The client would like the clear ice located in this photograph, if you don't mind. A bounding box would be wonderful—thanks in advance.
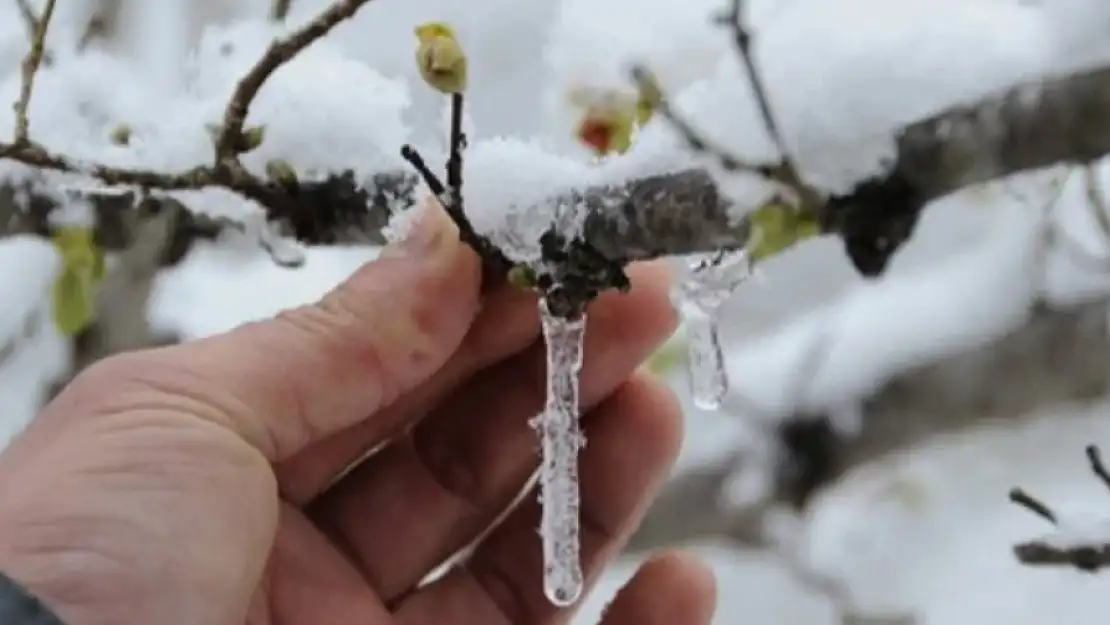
[531,297,588,607]
[674,250,752,410]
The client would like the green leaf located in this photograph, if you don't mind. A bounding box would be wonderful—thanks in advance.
[50,227,106,336]
[52,265,96,336]
[747,201,820,262]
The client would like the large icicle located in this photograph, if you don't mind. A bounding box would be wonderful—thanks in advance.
[674,250,752,410]
[531,297,588,607]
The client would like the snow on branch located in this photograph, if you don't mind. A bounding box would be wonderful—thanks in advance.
[1,0,1110,306]
[1010,445,1110,572]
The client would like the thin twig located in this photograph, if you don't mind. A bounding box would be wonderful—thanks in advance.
[12,0,37,38]
[727,3,796,173]
[12,0,56,145]
[1012,445,1110,572]
[629,65,778,179]
[271,0,293,21]
[1086,445,1110,494]
[214,0,382,164]
[1009,487,1058,524]
[400,96,512,277]
[633,0,822,213]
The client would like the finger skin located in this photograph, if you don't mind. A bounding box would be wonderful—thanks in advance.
[597,552,717,625]
[308,265,675,601]
[394,374,684,625]
[276,280,538,504]
[51,204,481,463]
[280,261,670,504]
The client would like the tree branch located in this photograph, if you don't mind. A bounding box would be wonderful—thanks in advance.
[1,30,1109,282]
[12,0,56,145]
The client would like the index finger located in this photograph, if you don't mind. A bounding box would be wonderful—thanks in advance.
[62,203,481,462]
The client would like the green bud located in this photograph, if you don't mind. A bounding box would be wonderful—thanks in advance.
[109,123,132,146]
[239,125,266,153]
[265,159,298,186]
[506,264,537,291]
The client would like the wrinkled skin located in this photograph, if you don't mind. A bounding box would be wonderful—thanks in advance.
[0,203,717,625]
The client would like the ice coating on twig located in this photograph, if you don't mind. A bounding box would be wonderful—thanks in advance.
[531,297,588,606]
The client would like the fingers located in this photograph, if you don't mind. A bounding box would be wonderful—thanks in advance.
[596,552,716,625]
[394,374,684,625]
[307,265,676,601]
[60,203,481,462]
[280,261,668,503]
[276,280,539,503]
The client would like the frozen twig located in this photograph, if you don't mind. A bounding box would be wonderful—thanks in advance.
[12,0,56,145]
[1011,445,1110,572]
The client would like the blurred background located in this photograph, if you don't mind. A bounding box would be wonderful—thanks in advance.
[2,0,1110,623]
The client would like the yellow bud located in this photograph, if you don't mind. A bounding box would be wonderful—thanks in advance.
[50,227,106,336]
[414,22,468,94]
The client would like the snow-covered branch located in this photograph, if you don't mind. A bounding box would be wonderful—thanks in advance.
[2,3,1110,290]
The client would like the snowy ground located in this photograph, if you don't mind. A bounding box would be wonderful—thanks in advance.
[3,0,1110,622]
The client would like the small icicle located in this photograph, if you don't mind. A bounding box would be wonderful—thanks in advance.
[674,250,752,410]
[530,297,588,607]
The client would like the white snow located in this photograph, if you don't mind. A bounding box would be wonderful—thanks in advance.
[2,0,1110,623]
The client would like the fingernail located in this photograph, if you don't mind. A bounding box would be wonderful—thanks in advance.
[384,201,454,258]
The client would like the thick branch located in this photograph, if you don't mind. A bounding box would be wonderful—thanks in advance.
[0,174,399,254]
[3,61,1110,273]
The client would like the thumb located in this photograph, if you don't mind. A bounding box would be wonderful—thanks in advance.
[84,202,481,461]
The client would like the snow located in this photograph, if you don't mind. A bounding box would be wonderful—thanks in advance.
[2,0,1110,623]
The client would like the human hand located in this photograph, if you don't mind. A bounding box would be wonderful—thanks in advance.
[0,203,716,625]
